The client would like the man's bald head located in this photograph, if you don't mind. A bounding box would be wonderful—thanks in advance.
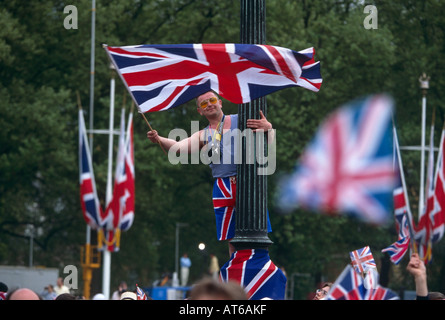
[7,288,41,300]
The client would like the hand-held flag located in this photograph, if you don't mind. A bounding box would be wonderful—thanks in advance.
[136,284,148,300]
[349,246,376,274]
[327,264,399,300]
[103,43,322,113]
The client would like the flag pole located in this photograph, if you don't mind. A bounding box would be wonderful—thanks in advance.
[418,73,430,218]
[101,64,117,300]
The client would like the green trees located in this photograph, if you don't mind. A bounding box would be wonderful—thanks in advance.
[1,0,444,297]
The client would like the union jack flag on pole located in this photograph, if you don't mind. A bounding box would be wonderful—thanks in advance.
[103,43,322,113]
[79,109,104,230]
[220,249,287,300]
[102,109,135,252]
[277,95,397,225]
[349,246,376,274]
[327,264,399,300]
[381,125,413,264]
[415,120,445,263]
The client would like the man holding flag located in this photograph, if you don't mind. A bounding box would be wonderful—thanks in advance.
[105,42,321,299]
[147,90,273,255]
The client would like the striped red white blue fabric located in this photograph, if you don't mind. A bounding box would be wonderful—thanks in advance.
[79,109,104,230]
[104,43,322,113]
[220,249,287,300]
[136,284,148,300]
[277,95,396,225]
[212,176,236,241]
[327,264,399,300]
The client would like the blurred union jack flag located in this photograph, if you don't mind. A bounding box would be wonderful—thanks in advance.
[349,246,376,273]
[220,249,286,300]
[79,109,104,230]
[327,265,399,300]
[104,43,322,113]
[277,95,396,225]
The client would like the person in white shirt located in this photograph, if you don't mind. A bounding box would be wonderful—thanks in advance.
[54,277,70,296]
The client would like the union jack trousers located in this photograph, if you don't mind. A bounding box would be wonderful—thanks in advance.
[213,176,237,241]
[212,176,272,241]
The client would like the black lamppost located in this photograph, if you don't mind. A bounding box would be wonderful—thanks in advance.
[231,0,273,251]
[220,1,287,300]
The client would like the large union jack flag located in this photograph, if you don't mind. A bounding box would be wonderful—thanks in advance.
[277,95,396,225]
[104,43,322,113]
[103,109,135,251]
[220,249,287,300]
[327,264,399,300]
[212,176,236,241]
[79,109,104,230]
[349,246,376,273]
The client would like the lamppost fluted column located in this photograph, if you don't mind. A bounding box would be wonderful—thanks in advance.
[231,0,273,250]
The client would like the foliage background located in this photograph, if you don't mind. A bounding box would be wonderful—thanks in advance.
[1,0,445,299]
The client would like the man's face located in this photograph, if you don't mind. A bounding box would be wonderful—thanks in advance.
[196,92,222,116]
[313,286,330,300]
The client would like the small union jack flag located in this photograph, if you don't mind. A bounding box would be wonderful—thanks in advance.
[220,249,287,300]
[277,95,396,225]
[212,176,237,241]
[349,246,376,274]
[327,265,399,300]
[382,234,410,265]
[104,43,322,113]
[136,284,148,300]
[79,109,104,230]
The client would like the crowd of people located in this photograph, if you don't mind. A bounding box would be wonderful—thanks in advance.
[0,277,248,300]
[1,253,444,300]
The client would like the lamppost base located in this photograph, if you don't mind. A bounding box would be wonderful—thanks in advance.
[230,233,273,251]
[220,248,286,300]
